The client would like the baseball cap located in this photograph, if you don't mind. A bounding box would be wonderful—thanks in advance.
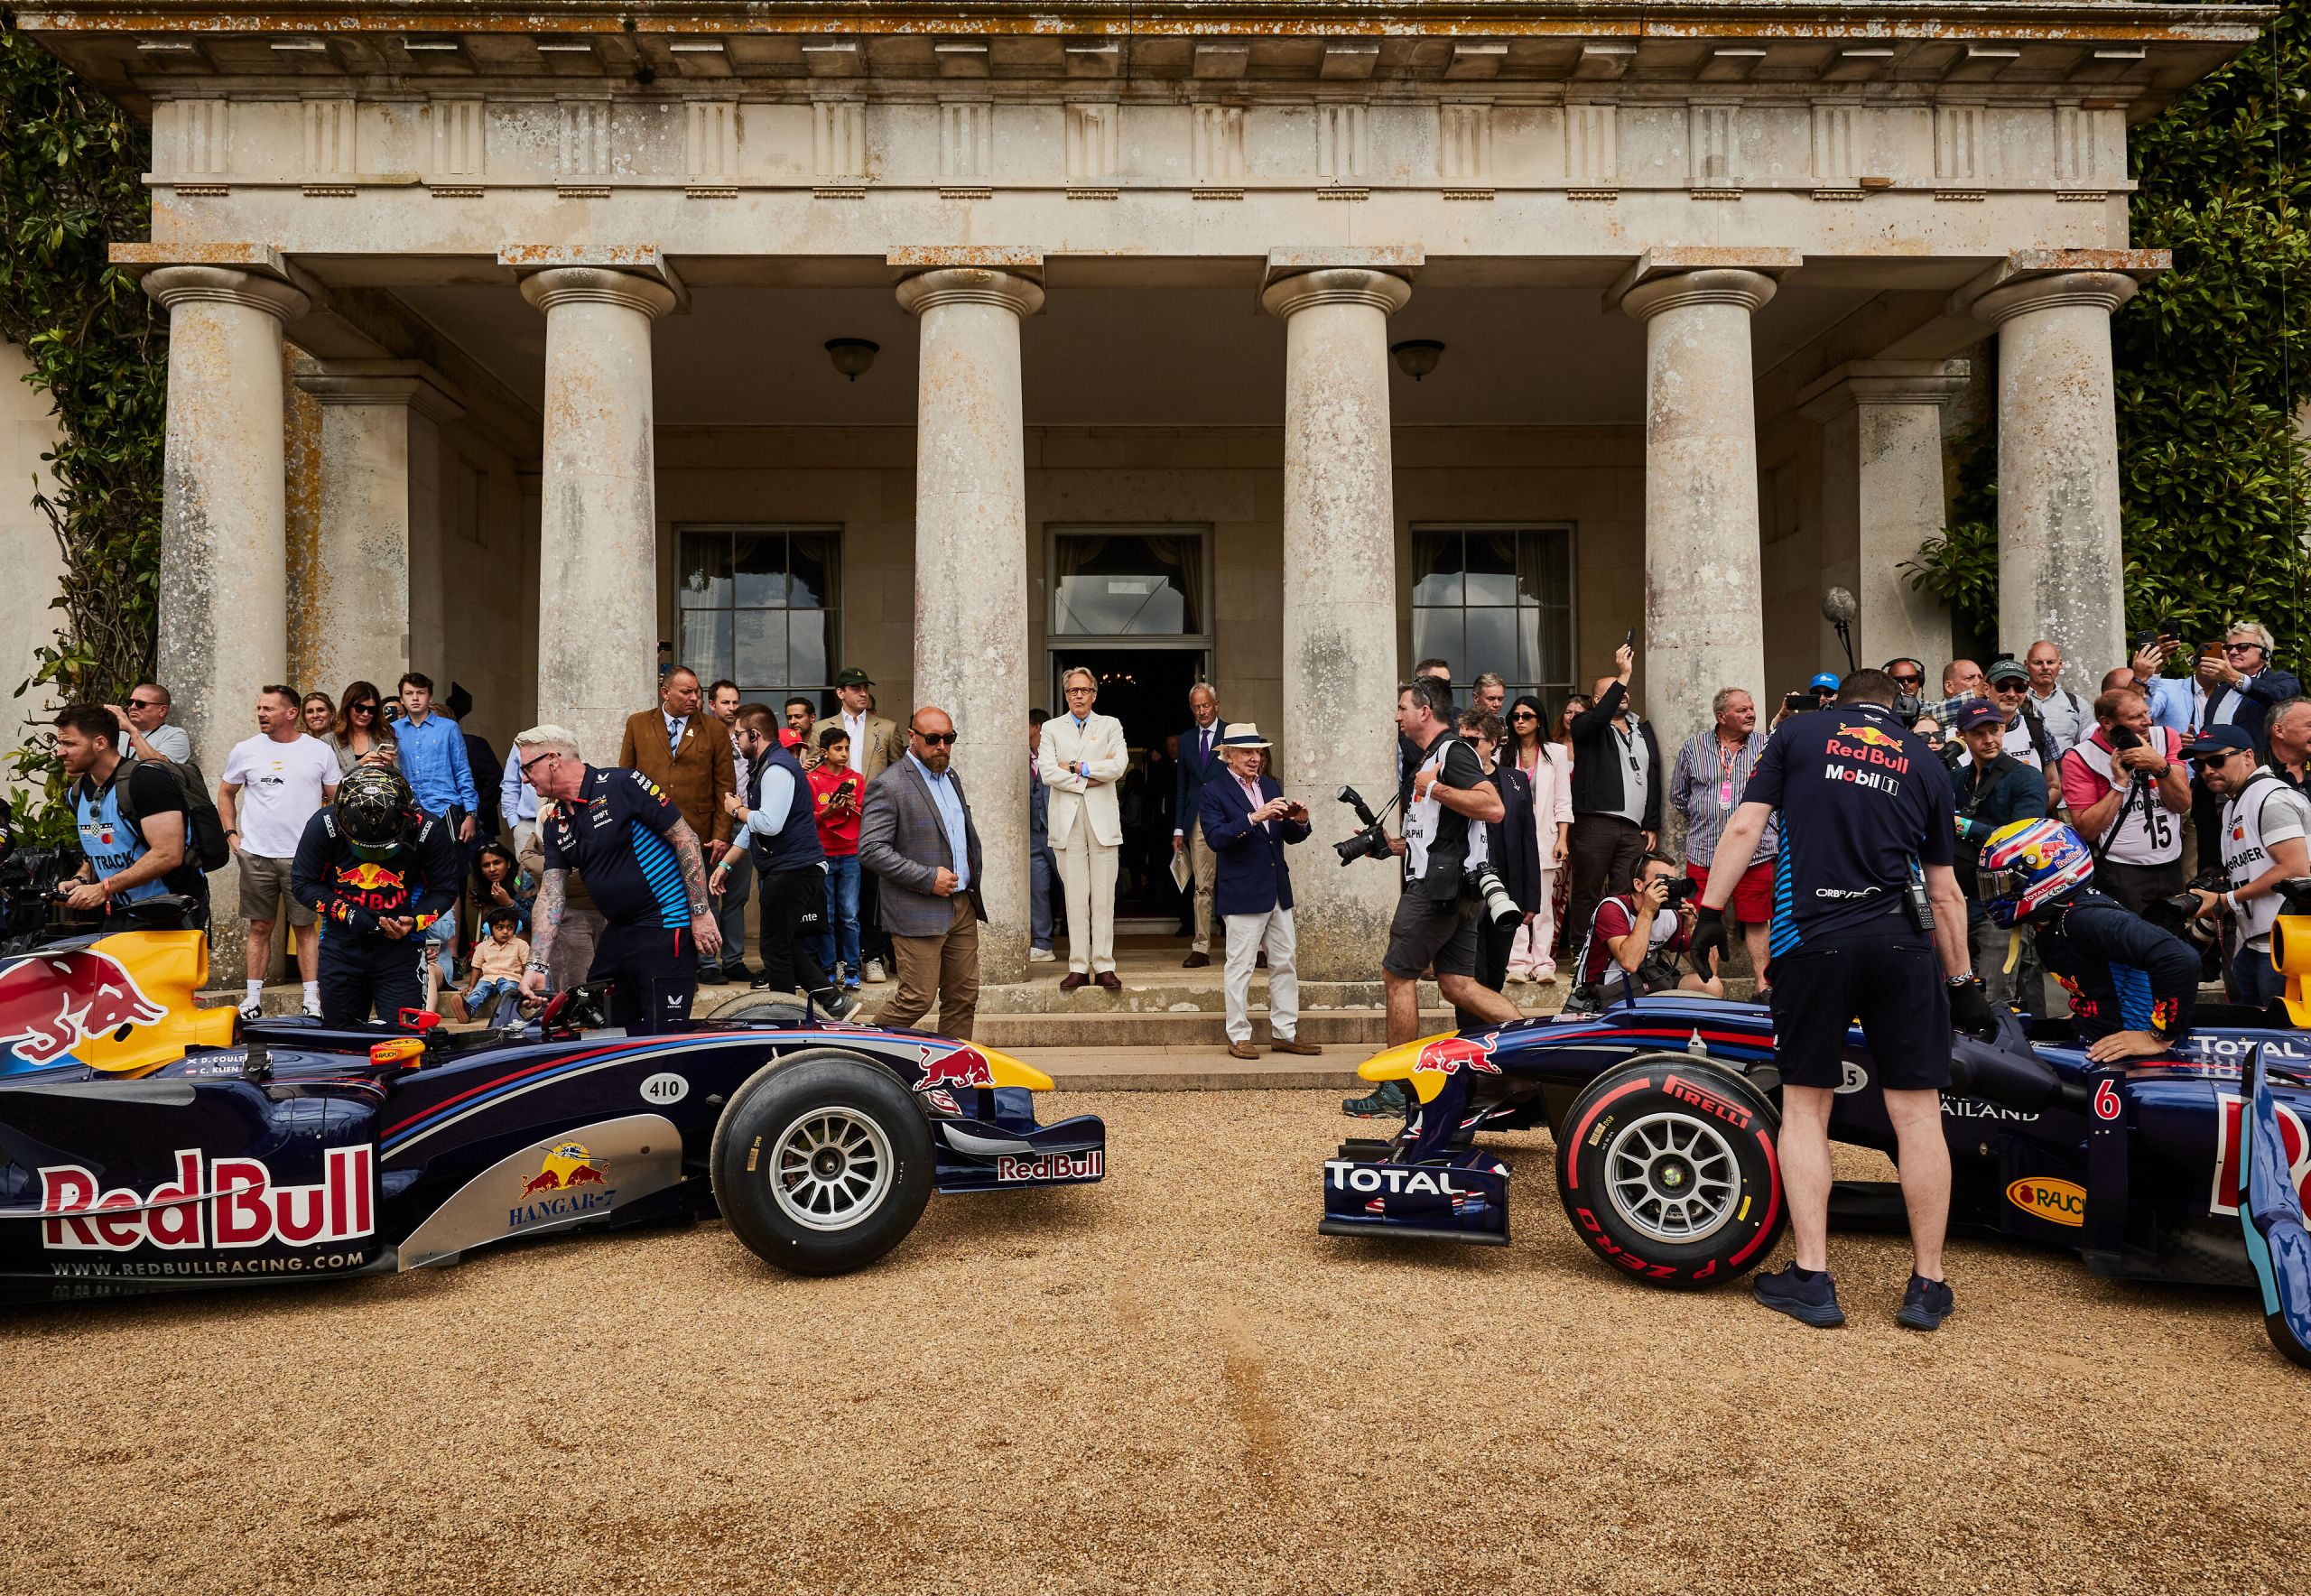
[1985,656,2029,685]
[778,727,803,749]
[2179,725,2256,758]
[832,667,874,689]
[1955,701,2006,733]
[1807,672,1840,692]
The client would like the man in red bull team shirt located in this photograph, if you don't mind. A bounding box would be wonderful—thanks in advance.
[292,766,462,1025]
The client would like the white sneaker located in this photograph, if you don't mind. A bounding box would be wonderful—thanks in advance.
[237,998,263,1021]
[863,959,889,984]
[1027,947,1056,963]
[302,997,323,1018]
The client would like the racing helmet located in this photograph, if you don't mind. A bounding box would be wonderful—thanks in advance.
[1980,818,2093,927]
[335,766,413,860]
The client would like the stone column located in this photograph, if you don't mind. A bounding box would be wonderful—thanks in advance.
[144,265,310,768]
[1620,269,1776,760]
[1972,272,2138,672]
[1259,266,1411,982]
[1798,361,1971,673]
[896,265,1044,987]
[289,361,465,701]
[518,267,675,766]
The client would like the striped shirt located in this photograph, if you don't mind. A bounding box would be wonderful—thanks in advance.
[1667,729,1780,868]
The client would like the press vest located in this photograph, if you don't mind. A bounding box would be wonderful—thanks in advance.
[1402,733,1486,902]
[2068,729,2184,866]
[74,770,164,906]
[2221,771,2310,946]
[750,743,826,875]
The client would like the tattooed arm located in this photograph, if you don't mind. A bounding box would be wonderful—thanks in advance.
[518,869,568,998]
[665,818,725,961]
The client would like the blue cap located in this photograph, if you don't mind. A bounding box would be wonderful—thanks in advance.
[1955,701,2005,733]
[1808,672,1841,692]
[2180,725,2255,758]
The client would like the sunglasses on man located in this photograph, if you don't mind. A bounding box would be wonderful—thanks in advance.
[913,728,959,746]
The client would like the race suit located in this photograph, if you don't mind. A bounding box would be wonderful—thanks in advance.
[291,806,461,1026]
[2031,886,2200,1044]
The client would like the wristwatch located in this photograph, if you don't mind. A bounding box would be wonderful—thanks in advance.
[524,959,549,975]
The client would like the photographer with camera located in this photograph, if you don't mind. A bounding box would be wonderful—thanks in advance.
[2056,686,2189,914]
[1565,853,1724,1011]
[1688,668,1982,1332]
[56,703,209,933]
[2183,724,2311,1007]
[1454,708,1545,1024]
[1352,678,1523,1114]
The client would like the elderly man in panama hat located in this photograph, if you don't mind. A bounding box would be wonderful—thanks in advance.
[1196,723,1323,1062]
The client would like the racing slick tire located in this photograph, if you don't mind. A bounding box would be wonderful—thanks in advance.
[1554,1053,1787,1290]
[711,1048,935,1276]
[702,994,810,1028]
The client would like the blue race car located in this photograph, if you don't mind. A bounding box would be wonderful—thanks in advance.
[0,907,1103,1303]
[1321,896,2311,1367]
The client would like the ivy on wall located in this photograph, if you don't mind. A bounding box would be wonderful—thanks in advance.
[1908,0,2310,661]
[0,30,165,838]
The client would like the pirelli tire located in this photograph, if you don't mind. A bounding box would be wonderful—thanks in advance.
[703,994,810,1029]
[1554,1053,1787,1289]
[710,1050,935,1276]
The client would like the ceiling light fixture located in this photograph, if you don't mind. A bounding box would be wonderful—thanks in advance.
[825,339,879,381]
[1390,339,1445,382]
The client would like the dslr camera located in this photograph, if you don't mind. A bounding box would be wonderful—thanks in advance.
[1660,876,1700,905]
[1332,786,1396,867]
[1465,861,1522,929]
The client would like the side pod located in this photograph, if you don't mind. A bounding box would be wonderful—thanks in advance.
[2238,1045,2311,1371]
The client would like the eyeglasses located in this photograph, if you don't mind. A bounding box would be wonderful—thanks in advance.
[350,701,378,713]
[519,750,562,775]
[1889,674,1922,687]
[2224,642,2263,654]
[1992,682,2027,693]
[914,730,958,746]
[126,699,162,711]
[1510,711,1537,721]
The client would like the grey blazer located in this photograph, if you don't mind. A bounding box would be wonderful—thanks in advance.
[859,757,988,937]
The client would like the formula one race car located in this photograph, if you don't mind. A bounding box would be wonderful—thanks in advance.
[1320,886,2311,1368]
[0,901,1103,1304]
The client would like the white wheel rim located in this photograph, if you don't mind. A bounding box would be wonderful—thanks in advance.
[768,1107,894,1232]
[1603,1110,1740,1245]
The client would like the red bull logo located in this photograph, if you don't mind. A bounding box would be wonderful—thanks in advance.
[338,861,404,893]
[0,951,169,1064]
[508,1142,615,1229]
[1412,1031,1503,1076]
[915,1043,996,1093]
[1826,723,1912,776]
[39,1146,374,1251]
[1838,722,1904,750]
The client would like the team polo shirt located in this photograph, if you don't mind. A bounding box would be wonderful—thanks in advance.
[542,766,691,930]
[1742,700,1955,952]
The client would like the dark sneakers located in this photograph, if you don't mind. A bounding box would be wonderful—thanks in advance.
[1896,1274,1956,1332]
[1752,1264,1847,1328]
[1341,1080,1409,1118]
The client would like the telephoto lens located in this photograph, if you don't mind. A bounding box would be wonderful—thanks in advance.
[1465,862,1522,929]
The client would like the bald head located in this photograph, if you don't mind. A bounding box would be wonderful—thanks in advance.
[908,705,956,774]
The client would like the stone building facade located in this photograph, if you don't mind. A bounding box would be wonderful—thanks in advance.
[18,1,2261,980]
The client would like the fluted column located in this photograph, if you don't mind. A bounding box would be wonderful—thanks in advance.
[1259,265,1411,981]
[1973,271,2138,673]
[143,265,310,769]
[519,266,676,765]
[896,265,1044,986]
[1620,268,1775,755]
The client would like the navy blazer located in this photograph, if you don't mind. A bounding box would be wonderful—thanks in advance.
[1199,771,1310,917]
[1487,765,1545,913]
[1176,723,1228,837]
[2207,664,2304,756]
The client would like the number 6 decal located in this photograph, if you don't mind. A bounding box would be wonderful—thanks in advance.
[2093,1080,2121,1122]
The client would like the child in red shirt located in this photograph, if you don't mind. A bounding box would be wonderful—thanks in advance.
[808,728,865,987]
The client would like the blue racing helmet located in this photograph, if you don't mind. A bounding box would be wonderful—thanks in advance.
[1980,818,2093,928]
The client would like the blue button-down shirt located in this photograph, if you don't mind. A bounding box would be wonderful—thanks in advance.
[499,745,539,825]
[396,710,478,818]
[909,751,972,891]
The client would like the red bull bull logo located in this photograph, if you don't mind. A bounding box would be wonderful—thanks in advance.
[914,1043,996,1093]
[338,861,404,892]
[39,1146,374,1251]
[1825,723,1911,778]
[1412,1031,1503,1076]
[0,951,170,1064]
[508,1142,615,1229]
[1838,722,1903,750]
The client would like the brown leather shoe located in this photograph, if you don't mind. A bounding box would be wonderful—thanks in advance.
[1058,972,1088,993]
[1269,1037,1324,1056]
[1226,1041,1260,1061]
[1096,970,1122,991]
[1182,951,1211,969]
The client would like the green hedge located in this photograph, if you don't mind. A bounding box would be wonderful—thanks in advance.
[1908,0,2310,659]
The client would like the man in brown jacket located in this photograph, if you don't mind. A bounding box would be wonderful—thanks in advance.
[617,670,738,977]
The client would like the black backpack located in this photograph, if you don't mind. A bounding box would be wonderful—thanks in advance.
[111,754,232,873]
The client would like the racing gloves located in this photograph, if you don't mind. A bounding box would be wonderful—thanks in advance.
[1946,974,1997,1036]
[1688,905,1729,980]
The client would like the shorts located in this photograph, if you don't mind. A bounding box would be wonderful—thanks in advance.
[1383,891,1480,981]
[1768,934,1951,1093]
[237,853,315,926]
[1690,859,1773,924]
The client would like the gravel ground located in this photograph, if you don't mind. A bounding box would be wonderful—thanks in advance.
[6,1090,2307,1594]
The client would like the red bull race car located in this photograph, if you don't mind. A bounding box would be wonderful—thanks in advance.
[0,901,1104,1303]
[1321,887,2311,1369]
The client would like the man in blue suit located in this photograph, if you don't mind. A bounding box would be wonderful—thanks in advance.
[1174,682,1227,967]
[1199,723,1324,1062]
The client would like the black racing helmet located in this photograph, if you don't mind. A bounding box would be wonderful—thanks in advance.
[336,766,413,859]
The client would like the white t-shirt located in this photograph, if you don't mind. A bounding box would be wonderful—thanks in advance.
[222,733,339,858]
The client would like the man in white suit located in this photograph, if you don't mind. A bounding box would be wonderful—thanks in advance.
[1036,666,1128,990]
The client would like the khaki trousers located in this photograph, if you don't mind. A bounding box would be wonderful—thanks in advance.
[1057,830,1119,974]
[1186,819,1220,952]
[877,893,981,1040]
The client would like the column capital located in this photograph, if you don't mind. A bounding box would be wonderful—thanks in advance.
[1604,246,1800,314]
[292,358,466,423]
[141,264,310,324]
[1796,359,1972,421]
[1972,270,2139,328]
[519,266,678,320]
[1260,267,1412,320]
[895,266,1045,320]
[1620,267,1777,323]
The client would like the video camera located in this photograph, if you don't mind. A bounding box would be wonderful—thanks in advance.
[1333,786,1398,866]
[0,846,82,958]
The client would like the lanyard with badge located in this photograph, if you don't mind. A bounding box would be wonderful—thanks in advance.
[1714,737,1740,811]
